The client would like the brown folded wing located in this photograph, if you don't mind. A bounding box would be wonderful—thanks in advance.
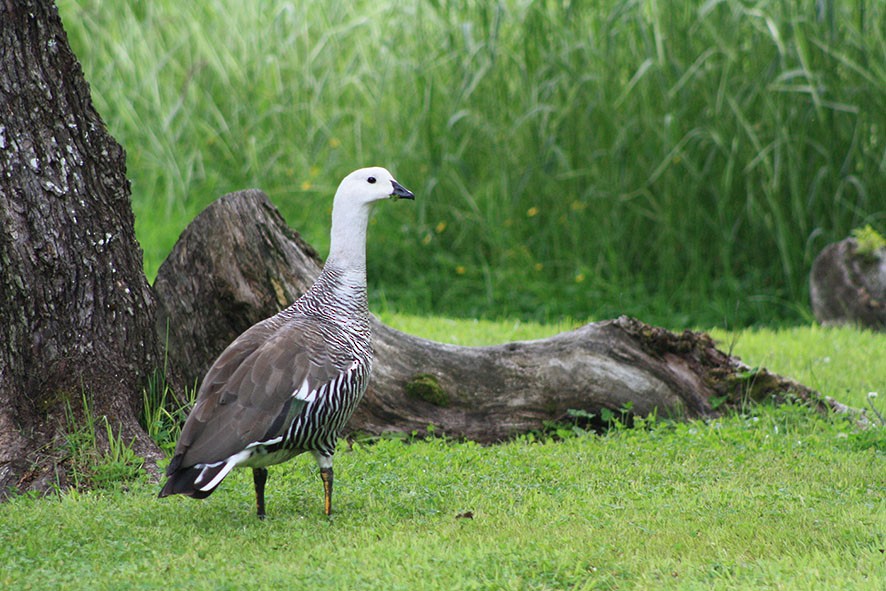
[172,315,347,470]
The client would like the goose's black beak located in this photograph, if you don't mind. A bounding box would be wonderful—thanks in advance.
[391,180,415,200]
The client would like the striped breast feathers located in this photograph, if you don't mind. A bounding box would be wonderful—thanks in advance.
[171,315,365,472]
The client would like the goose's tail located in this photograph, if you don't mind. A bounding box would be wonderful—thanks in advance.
[158,454,238,499]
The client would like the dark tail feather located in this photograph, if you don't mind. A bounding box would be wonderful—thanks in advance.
[159,464,225,499]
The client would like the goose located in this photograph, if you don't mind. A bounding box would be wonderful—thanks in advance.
[159,166,414,517]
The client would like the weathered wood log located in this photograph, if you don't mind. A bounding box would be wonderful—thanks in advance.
[358,318,788,440]
[154,190,837,441]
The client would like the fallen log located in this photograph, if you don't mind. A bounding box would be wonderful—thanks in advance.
[153,190,844,441]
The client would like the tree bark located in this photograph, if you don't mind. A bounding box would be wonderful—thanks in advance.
[0,0,162,495]
[155,190,835,443]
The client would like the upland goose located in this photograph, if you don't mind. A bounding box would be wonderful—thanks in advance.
[159,167,414,517]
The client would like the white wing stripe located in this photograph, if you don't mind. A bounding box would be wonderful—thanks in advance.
[247,436,283,449]
[197,449,251,492]
[293,379,317,403]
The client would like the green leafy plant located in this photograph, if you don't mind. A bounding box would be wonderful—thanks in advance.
[63,393,144,490]
[851,225,886,260]
[91,419,144,488]
[865,391,884,427]
[140,370,196,457]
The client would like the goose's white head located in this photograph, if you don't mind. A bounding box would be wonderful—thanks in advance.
[326,166,414,270]
[334,166,414,208]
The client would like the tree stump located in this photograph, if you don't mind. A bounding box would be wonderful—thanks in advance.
[810,237,886,331]
[154,190,835,441]
[153,189,323,386]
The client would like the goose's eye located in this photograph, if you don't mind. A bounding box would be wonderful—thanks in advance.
[367,177,377,184]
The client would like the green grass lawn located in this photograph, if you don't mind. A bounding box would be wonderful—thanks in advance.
[2,320,883,590]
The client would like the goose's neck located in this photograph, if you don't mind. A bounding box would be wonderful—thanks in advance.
[322,200,372,281]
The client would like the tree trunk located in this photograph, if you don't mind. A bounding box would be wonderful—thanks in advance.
[0,0,162,495]
[155,190,836,442]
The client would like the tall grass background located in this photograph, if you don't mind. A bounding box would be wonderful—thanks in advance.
[59,0,885,327]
